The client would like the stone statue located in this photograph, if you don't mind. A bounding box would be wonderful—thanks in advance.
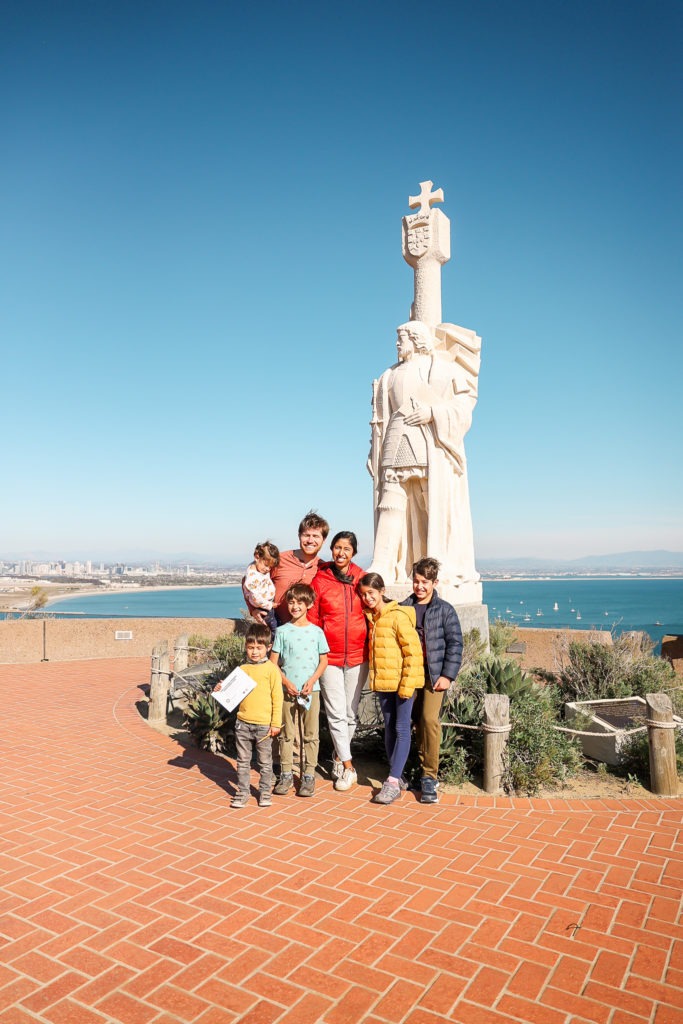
[368,182,483,605]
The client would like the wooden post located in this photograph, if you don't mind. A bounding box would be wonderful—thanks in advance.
[646,692,680,796]
[149,641,170,723]
[483,694,510,795]
[174,634,189,673]
[150,644,160,693]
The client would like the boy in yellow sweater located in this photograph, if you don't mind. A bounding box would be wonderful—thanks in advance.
[223,623,283,808]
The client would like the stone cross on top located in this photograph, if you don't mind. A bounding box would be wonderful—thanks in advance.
[403,179,450,327]
[408,180,444,218]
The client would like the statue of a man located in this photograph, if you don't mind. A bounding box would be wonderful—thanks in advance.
[368,320,481,599]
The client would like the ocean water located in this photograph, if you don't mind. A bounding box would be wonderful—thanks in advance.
[43,577,683,646]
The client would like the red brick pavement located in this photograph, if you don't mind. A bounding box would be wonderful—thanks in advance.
[0,658,681,1024]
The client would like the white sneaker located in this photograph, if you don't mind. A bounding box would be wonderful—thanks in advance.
[331,757,344,781]
[334,767,358,791]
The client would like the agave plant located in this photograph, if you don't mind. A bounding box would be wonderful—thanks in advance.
[183,690,230,753]
[479,655,538,699]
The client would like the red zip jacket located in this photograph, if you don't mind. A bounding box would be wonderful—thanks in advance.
[309,561,368,668]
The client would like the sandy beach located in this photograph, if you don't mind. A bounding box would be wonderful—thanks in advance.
[0,581,232,613]
[0,582,92,613]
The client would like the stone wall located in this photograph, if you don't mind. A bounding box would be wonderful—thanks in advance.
[662,634,683,676]
[507,627,613,671]
[0,618,244,665]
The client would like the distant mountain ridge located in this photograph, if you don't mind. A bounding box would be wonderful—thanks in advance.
[4,548,683,571]
[479,550,683,570]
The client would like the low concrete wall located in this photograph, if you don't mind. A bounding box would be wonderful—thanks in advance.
[0,618,244,665]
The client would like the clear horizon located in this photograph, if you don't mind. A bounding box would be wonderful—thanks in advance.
[3,1,681,560]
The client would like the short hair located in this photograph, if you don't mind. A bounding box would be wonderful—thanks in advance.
[358,572,385,591]
[254,540,280,567]
[412,557,440,581]
[245,623,272,646]
[329,530,358,555]
[286,583,315,607]
[298,510,330,540]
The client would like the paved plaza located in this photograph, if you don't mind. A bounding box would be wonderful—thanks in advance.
[0,658,681,1024]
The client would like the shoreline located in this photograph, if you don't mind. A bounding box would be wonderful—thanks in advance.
[45,583,232,607]
[0,582,236,613]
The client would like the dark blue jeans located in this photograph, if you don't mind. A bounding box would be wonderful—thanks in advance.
[378,692,415,779]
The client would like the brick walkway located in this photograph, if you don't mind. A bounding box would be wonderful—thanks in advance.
[0,659,681,1024]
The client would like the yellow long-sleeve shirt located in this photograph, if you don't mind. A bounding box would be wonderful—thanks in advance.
[237,660,283,728]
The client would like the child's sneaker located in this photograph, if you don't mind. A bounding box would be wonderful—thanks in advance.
[373,780,401,805]
[273,772,293,796]
[298,774,316,797]
[259,791,272,808]
[231,791,249,809]
[420,777,439,804]
[334,767,357,792]
[331,757,344,781]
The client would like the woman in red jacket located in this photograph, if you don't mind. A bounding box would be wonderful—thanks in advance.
[310,531,368,792]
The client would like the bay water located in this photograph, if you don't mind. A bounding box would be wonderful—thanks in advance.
[44,577,683,647]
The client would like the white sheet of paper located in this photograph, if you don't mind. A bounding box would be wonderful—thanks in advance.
[211,665,257,713]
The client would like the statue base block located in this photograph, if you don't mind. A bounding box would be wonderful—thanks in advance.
[384,585,490,647]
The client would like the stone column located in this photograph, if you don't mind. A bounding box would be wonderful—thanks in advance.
[402,180,450,328]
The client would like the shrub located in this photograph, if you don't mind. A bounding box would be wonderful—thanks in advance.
[460,628,487,675]
[505,685,582,795]
[555,633,681,713]
[183,687,231,753]
[187,633,213,666]
[182,634,245,751]
[439,648,581,794]
[438,737,471,786]
[617,727,683,785]
[489,618,517,656]
[212,633,245,675]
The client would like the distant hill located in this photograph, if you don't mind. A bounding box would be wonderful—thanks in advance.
[479,550,683,570]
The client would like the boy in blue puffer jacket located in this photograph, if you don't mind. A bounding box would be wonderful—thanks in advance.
[401,557,463,804]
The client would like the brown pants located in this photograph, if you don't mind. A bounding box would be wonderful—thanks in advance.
[413,686,445,780]
[279,692,320,775]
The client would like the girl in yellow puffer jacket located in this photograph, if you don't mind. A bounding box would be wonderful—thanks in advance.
[358,572,424,804]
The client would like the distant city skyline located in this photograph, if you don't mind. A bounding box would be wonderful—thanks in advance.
[3,548,683,572]
[2,2,681,561]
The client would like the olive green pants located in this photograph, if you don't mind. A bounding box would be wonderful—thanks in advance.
[279,692,320,775]
[413,686,445,780]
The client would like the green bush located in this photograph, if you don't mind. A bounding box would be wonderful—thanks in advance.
[438,648,581,795]
[489,618,517,656]
[460,628,488,674]
[183,688,231,753]
[505,686,582,796]
[555,633,681,713]
[187,633,213,666]
[212,633,245,675]
[438,734,471,786]
[617,728,683,785]
[182,634,245,752]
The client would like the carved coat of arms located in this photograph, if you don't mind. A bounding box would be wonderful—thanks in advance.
[406,222,430,257]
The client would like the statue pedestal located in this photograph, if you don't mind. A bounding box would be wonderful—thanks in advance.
[384,585,489,648]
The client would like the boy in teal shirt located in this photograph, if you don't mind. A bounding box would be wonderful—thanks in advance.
[270,583,329,798]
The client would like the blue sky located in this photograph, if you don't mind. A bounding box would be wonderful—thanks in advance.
[2,0,681,565]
